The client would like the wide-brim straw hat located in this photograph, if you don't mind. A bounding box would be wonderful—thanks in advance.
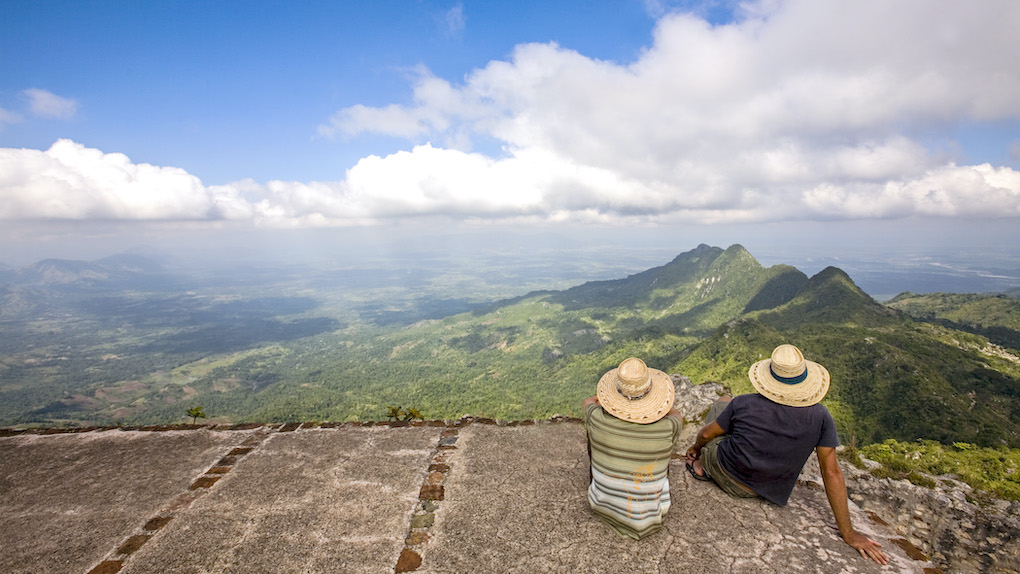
[597,357,675,424]
[748,344,830,407]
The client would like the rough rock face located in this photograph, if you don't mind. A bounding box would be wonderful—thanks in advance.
[842,463,1020,574]
[671,374,727,422]
[793,434,1020,574]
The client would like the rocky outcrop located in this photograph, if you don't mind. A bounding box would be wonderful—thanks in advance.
[843,463,1020,574]
[792,439,1020,574]
[671,374,727,422]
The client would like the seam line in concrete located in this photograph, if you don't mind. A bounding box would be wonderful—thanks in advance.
[82,425,281,574]
[392,420,471,573]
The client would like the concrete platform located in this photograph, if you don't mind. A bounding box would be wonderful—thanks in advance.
[0,421,936,574]
[0,428,259,574]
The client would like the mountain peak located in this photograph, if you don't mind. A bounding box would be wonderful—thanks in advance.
[7,253,170,288]
[807,266,860,289]
[744,264,897,332]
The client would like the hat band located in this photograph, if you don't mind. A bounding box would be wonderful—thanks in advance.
[621,386,651,400]
[770,366,807,385]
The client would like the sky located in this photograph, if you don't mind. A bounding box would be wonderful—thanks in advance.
[2,0,1020,275]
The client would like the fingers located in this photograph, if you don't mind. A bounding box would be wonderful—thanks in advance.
[857,540,888,565]
[865,538,887,565]
[846,533,888,565]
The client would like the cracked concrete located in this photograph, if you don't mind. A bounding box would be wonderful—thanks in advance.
[1,421,936,574]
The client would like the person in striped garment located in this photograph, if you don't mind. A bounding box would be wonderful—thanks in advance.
[582,357,682,539]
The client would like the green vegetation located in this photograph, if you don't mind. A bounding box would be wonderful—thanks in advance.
[860,439,1020,502]
[385,406,403,421]
[386,406,423,422]
[186,405,206,424]
[675,268,1020,448]
[886,292,1020,352]
[3,244,1019,471]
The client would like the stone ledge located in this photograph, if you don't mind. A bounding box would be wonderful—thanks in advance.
[0,414,590,437]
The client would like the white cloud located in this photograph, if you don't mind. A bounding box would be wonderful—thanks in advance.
[0,107,22,129]
[4,138,1013,226]
[0,140,250,220]
[22,88,78,119]
[444,2,466,36]
[3,0,1020,227]
[312,0,1020,224]
[802,164,1020,218]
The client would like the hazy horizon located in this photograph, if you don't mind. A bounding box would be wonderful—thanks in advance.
[3,1,1018,291]
[4,218,1019,302]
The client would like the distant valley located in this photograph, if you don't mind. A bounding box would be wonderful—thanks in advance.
[1,245,1019,451]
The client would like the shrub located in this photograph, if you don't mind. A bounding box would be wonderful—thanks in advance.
[860,439,1020,502]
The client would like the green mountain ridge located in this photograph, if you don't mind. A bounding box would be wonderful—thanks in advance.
[677,267,1020,447]
[885,291,1020,352]
[3,245,1019,451]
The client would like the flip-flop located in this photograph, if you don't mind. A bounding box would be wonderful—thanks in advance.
[686,461,711,482]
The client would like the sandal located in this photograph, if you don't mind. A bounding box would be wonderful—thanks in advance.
[686,461,711,482]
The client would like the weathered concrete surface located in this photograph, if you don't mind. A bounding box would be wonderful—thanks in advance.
[0,422,938,574]
[0,429,257,574]
[420,423,928,574]
[119,425,441,574]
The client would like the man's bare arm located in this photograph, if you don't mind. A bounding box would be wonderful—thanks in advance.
[685,420,725,460]
[816,446,889,565]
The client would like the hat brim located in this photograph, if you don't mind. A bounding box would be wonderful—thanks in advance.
[748,358,830,407]
[597,367,675,424]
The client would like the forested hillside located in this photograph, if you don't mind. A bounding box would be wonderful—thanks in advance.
[2,244,1018,451]
[129,244,799,424]
[676,268,1020,447]
[885,291,1020,352]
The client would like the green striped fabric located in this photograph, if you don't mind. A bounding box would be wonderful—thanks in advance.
[584,403,682,539]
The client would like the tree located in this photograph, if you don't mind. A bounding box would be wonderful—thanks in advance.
[186,406,206,425]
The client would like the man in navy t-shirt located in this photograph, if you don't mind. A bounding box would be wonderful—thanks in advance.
[685,344,888,565]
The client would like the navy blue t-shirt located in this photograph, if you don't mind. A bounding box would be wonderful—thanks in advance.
[714,393,839,505]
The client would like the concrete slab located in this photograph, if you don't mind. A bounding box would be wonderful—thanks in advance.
[418,423,931,574]
[119,426,441,574]
[0,422,938,574]
[0,429,257,574]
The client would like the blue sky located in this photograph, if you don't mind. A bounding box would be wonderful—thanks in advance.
[2,0,1019,270]
[2,0,666,184]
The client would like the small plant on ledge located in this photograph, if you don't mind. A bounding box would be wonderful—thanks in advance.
[186,406,206,425]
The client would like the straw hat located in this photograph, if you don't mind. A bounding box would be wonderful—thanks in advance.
[748,344,830,407]
[596,358,675,424]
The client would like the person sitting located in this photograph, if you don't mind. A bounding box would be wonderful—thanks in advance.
[684,344,888,564]
[582,357,682,539]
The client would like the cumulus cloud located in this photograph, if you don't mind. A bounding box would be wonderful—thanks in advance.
[22,88,78,119]
[313,0,1020,223]
[3,0,1020,227]
[0,140,251,220]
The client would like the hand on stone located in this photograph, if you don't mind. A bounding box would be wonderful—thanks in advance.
[843,531,888,565]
